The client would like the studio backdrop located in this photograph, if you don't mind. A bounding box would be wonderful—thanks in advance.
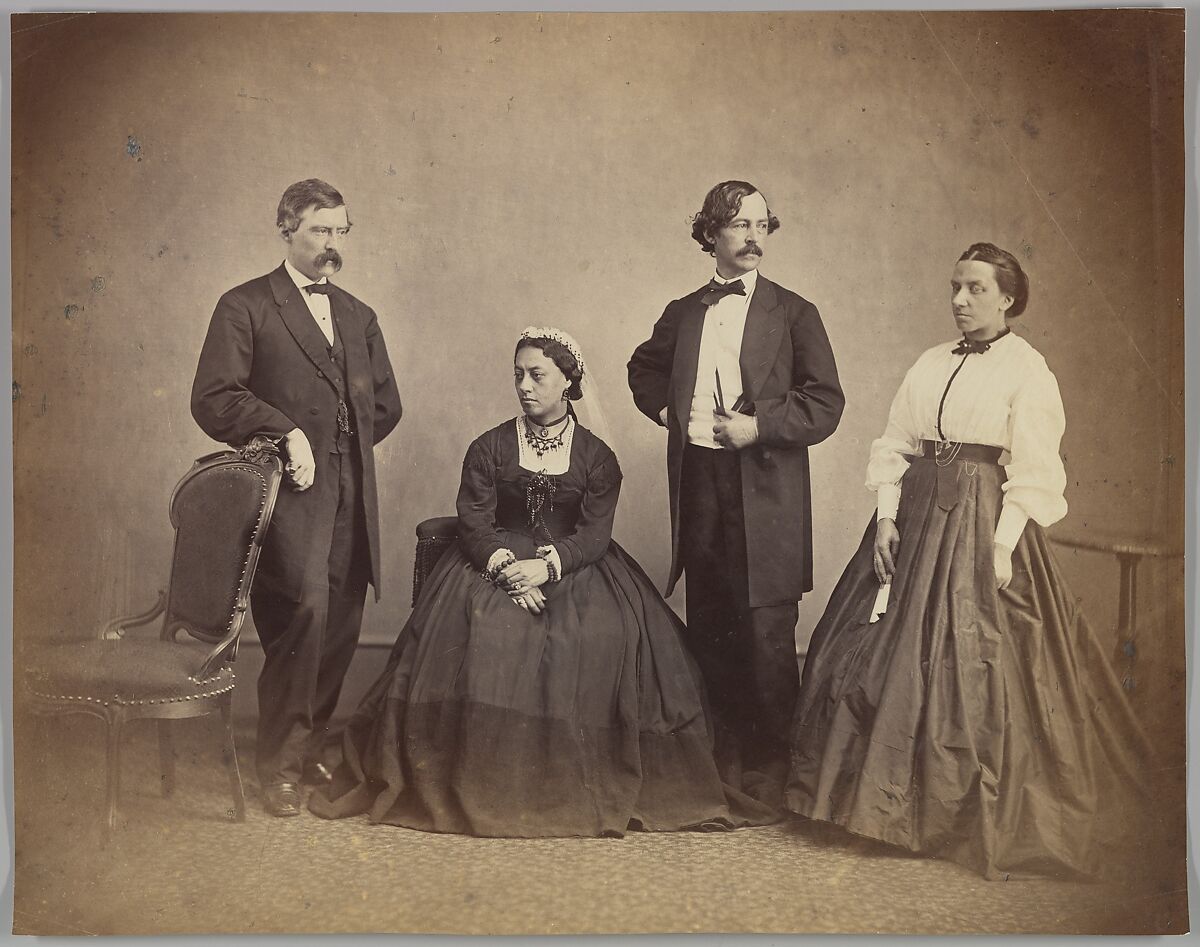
[11,10,1185,736]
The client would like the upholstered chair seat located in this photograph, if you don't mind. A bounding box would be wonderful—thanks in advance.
[26,639,237,707]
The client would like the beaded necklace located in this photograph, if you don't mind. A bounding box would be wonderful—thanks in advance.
[522,412,571,459]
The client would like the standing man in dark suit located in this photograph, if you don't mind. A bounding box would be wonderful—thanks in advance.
[192,179,402,816]
[627,180,843,809]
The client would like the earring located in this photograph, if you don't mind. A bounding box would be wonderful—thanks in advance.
[561,389,570,402]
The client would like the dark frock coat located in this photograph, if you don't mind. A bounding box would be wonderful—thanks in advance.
[628,275,844,607]
[191,263,402,601]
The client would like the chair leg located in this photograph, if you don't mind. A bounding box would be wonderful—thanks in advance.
[158,719,176,797]
[104,709,125,835]
[219,699,246,822]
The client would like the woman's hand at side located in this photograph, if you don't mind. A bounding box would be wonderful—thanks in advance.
[873,518,900,583]
[993,543,1014,590]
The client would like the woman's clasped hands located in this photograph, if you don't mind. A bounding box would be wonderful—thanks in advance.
[499,558,551,614]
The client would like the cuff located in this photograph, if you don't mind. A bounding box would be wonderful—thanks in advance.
[875,483,901,522]
[658,406,669,427]
[994,503,1029,551]
[486,548,516,575]
[751,403,773,445]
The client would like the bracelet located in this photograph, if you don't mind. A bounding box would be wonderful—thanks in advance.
[483,552,517,586]
[536,546,559,583]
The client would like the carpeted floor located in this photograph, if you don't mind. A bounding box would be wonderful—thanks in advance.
[12,711,1188,936]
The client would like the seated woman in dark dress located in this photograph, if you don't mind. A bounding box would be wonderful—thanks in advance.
[311,327,772,836]
[786,244,1152,880]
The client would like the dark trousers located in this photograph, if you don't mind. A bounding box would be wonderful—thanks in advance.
[251,445,369,786]
[679,444,799,782]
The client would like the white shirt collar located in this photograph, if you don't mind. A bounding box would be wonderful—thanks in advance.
[284,259,327,292]
[713,267,758,295]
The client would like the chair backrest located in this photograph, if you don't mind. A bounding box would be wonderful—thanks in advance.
[412,516,460,606]
[161,440,283,666]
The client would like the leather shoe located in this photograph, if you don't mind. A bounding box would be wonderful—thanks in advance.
[262,782,302,817]
[301,761,334,786]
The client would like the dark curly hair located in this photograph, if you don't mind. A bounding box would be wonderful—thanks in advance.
[958,242,1030,317]
[691,181,781,254]
[277,179,351,236]
[514,337,584,401]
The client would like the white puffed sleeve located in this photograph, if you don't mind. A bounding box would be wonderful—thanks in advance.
[995,358,1068,548]
[866,361,923,521]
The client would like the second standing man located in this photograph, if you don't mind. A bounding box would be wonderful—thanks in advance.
[627,180,843,809]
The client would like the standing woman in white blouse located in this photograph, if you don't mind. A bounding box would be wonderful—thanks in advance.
[785,243,1150,880]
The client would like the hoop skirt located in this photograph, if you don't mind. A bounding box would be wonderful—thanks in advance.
[786,453,1151,879]
[311,421,773,836]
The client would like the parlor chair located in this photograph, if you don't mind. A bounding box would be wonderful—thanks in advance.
[22,437,283,836]
[412,515,461,605]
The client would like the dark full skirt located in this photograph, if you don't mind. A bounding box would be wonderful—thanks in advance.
[786,455,1152,880]
[310,533,774,837]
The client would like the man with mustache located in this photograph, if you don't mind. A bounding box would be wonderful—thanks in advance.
[627,180,843,810]
[191,179,402,816]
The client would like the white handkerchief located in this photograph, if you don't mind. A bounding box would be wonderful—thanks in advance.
[868,582,891,624]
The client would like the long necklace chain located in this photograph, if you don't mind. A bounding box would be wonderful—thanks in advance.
[934,354,972,466]
[935,331,1009,466]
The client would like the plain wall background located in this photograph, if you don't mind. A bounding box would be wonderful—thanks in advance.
[11,11,1185,735]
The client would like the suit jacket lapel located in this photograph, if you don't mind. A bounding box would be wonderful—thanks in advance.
[268,264,339,390]
[671,292,706,426]
[739,276,784,403]
[328,290,362,369]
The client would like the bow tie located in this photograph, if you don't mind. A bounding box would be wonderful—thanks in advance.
[952,328,1010,355]
[304,282,333,296]
[701,279,746,307]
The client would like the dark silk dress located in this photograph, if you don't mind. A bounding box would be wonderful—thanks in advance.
[311,420,773,836]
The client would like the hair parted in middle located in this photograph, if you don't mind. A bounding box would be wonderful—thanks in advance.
[690,180,781,254]
[515,336,585,401]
